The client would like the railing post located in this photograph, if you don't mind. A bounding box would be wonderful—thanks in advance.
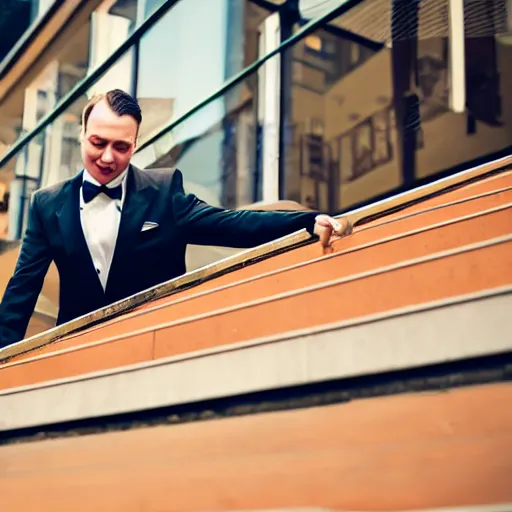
[391,0,420,188]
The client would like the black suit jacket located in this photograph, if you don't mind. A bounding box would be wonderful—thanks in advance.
[0,166,318,347]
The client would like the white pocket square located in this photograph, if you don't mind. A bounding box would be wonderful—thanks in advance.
[141,221,159,232]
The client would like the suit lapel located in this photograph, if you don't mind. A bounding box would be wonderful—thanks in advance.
[55,171,105,295]
[107,166,158,289]
[55,171,90,258]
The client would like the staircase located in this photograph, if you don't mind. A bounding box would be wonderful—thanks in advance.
[0,156,511,511]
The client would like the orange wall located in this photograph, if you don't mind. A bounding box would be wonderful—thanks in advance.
[0,246,57,340]
[0,212,7,239]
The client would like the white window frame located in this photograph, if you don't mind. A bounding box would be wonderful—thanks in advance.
[258,12,281,203]
[448,0,466,113]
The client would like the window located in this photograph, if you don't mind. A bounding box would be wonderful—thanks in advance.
[280,0,512,213]
[132,70,261,209]
[135,0,275,144]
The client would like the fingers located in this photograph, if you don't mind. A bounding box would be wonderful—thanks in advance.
[318,225,331,249]
[315,215,352,236]
[314,215,332,228]
[336,217,353,236]
[314,215,353,250]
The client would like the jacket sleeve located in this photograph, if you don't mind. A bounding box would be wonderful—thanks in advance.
[171,169,319,248]
[0,193,52,348]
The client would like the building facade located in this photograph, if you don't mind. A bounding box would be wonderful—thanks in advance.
[1,0,512,234]
[0,0,511,332]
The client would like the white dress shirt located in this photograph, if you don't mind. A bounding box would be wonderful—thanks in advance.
[80,168,128,291]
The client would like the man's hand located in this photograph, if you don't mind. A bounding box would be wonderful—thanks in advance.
[313,214,353,251]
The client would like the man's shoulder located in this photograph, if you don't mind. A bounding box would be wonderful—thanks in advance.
[33,175,77,206]
[132,166,184,194]
[137,166,179,184]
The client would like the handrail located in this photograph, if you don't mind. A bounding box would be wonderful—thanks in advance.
[0,229,313,362]
[0,154,510,363]
[343,155,512,227]
[5,213,511,371]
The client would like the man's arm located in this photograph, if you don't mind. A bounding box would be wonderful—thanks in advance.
[0,193,52,347]
[171,170,320,248]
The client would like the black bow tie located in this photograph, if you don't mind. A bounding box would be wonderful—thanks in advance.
[82,180,123,204]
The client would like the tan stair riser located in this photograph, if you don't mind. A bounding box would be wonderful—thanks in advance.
[0,240,510,390]
[89,177,510,326]
[364,171,512,226]
[1,383,511,512]
[25,206,512,358]
[38,189,512,354]
[153,240,512,358]
[0,333,154,391]
[2,171,509,365]
[42,176,512,349]
[139,183,512,309]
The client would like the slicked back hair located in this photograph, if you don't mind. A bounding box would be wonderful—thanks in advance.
[81,89,142,134]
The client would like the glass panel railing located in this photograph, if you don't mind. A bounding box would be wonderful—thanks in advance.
[0,0,165,162]
[0,62,262,240]
[0,0,278,162]
[0,81,101,239]
[0,0,42,62]
[1,125,49,240]
[133,67,261,209]
[135,0,275,143]
[0,3,91,161]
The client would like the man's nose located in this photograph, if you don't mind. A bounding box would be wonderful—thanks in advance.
[101,145,114,163]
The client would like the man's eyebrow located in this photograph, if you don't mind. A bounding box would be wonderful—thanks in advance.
[88,135,133,144]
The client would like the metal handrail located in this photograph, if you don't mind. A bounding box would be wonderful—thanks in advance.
[0,228,313,362]
[0,154,510,362]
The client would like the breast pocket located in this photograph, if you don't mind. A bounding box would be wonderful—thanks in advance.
[135,222,160,247]
[140,221,159,233]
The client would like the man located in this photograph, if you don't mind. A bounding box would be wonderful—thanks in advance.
[0,89,351,348]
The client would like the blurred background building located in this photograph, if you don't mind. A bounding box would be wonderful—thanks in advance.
[0,0,511,335]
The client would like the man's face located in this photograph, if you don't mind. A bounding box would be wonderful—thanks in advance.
[81,100,138,184]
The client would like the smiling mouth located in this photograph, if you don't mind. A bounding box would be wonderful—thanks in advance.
[96,164,114,174]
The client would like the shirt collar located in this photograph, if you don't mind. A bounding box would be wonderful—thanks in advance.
[81,166,129,208]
